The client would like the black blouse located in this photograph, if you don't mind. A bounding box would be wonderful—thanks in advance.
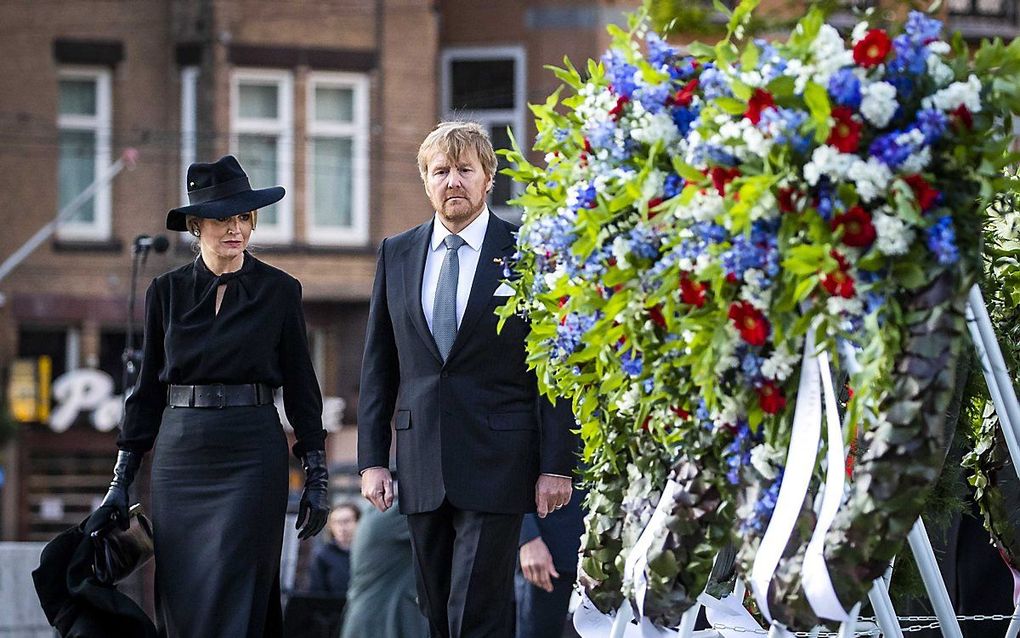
[119,252,326,458]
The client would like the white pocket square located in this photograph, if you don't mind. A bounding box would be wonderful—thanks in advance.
[493,282,515,296]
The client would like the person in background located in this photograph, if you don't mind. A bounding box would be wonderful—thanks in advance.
[91,155,330,638]
[341,478,428,638]
[307,503,361,598]
[516,488,586,638]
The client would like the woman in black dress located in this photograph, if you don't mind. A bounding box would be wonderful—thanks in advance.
[92,155,330,638]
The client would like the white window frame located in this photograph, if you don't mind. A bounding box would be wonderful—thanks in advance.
[230,68,294,244]
[304,72,370,246]
[56,66,112,242]
[440,46,526,217]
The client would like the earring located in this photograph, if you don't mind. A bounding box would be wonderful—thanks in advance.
[190,228,200,237]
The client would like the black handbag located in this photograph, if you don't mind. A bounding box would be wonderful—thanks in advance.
[91,503,154,585]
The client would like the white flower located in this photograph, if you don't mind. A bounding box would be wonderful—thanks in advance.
[611,235,632,269]
[927,41,950,55]
[682,189,725,223]
[873,210,915,256]
[900,146,932,174]
[926,54,954,88]
[804,145,855,186]
[811,25,853,85]
[616,386,641,415]
[642,170,665,203]
[923,74,983,114]
[761,344,799,382]
[826,296,864,317]
[860,81,898,128]
[630,111,680,146]
[847,156,893,203]
[714,392,741,428]
[851,21,869,45]
[750,445,783,479]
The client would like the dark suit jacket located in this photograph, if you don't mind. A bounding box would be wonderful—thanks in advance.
[358,214,576,514]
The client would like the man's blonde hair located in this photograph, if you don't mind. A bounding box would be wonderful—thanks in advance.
[416,121,498,182]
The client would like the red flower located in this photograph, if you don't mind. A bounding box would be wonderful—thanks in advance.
[830,206,876,247]
[853,29,892,68]
[710,166,741,197]
[647,197,665,218]
[641,416,652,431]
[952,104,973,130]
[672,79,699,107]
[609,95,630,121]
[758,381,787,414]
[904,174,941,212]
[744,88,776,125]
[671,406,691,420]
[820,250,856,298]
[827,107,862,153]
[583,138,593,154]
[680,274,708,308]
[777,187,804,214]
[648,304,667,329]
[728,301,770,346]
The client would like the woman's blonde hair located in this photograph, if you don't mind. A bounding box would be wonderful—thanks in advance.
[416,121,498,182]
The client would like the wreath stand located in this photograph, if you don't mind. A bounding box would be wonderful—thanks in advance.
[605,284,1020,638]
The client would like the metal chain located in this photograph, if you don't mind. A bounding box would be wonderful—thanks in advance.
[711,614,1018,636]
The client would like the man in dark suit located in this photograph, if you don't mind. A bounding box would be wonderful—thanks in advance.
[358,121,577,638]
[516,488,586,638]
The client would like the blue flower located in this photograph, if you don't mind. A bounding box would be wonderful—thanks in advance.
[740,348,764,383]
[620,348,643,376]
[627,224,661,261]
[744,469,785,534]
[724,419,759,485]
[646,33,678,69]
[670,57,699,82]
[643,378,656,394]
[827,69,862,109]
[813,177,839,221]
[914,108,948,145]
[692,221,728,243]
[699,64,731,100]
[664,173,685,199]
[634,82,671,114]
[755,40,788,82]
[721,219,780,282]
[553,127,571,143]
[573,182,598,211]
[869,131,914,169]
[758,107,811,154]
[889,34,928,78]
[926,215,960,265]
[904,11,943,46]
[672,105,700,137]
[552,312,600,362]
[602,50,638,98]
[586,120,617,150]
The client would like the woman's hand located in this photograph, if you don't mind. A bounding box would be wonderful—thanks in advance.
[297,450,330,540]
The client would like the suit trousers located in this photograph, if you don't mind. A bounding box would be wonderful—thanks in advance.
[406,500,523,638]
[515,572,575,638]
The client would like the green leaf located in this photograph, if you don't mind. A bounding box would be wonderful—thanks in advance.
[803,82,831,142]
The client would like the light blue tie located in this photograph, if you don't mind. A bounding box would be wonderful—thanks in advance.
[432,234,466,361]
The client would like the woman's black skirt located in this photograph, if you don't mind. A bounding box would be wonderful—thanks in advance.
[150,403,289,638]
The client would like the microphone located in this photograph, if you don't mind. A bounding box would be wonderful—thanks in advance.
[133,234,170,254]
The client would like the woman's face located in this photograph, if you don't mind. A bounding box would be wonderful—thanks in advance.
[196,212,253,262]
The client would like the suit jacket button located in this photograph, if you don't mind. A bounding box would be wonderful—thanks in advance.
[441,371,449,378]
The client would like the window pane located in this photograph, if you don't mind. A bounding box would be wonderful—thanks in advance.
[58,129,96,223]
[59,79,97,116]
[450,59,515,110]
[237,134,279,225]
[311,137,353,228]
[977,0,1004,14]
[947,0,970,10]
[315,87,354,123]
[238,83,279,119]
[489,124,513,207]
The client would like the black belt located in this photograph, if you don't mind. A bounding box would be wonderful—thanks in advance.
[167,383,274,408]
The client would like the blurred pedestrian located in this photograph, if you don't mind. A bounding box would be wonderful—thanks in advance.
[90,155,330,638]
[307,503,361,597]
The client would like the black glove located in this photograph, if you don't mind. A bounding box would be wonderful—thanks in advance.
[297,450,329,540]
[94,450,142,531]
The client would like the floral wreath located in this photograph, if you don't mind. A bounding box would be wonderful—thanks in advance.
[498,0,1020,632]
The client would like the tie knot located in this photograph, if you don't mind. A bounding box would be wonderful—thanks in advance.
[443,234,466,251]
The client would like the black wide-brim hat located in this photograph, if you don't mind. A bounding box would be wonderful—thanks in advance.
[166,155,285,231]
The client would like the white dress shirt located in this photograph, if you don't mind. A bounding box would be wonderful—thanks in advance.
[422,208,489,333]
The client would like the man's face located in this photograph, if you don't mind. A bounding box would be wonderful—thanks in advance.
[423,147,493,232]
[330,508,358,550]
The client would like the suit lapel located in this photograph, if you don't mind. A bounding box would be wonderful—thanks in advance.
[446,217,515,363]
[401,221,443,363]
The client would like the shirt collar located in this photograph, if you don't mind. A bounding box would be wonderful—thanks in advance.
[430,207,489,252]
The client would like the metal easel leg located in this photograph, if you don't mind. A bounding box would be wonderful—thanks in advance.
[676,603,701,638]
[836,602,861,638]
[908,519,963,638]
[610,603,634,638]
[1004,602,1020,638]
[868,577,905,638]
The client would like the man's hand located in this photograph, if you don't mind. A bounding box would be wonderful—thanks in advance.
[520,537,559,592]
[361,467,394,512]
[534,474,571,518]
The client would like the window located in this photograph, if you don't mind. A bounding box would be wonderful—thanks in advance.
[306,73,370,245]
[441,47,526,216]
[231,69,294,243]
[56,67,112,241]
[949,0,1015,20]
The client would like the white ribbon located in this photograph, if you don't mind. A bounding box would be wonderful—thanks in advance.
[751,327,823,622]
[573,591,678,637]
[801,348,850,620]
[699,591,765,637]
[623,480,680,617]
